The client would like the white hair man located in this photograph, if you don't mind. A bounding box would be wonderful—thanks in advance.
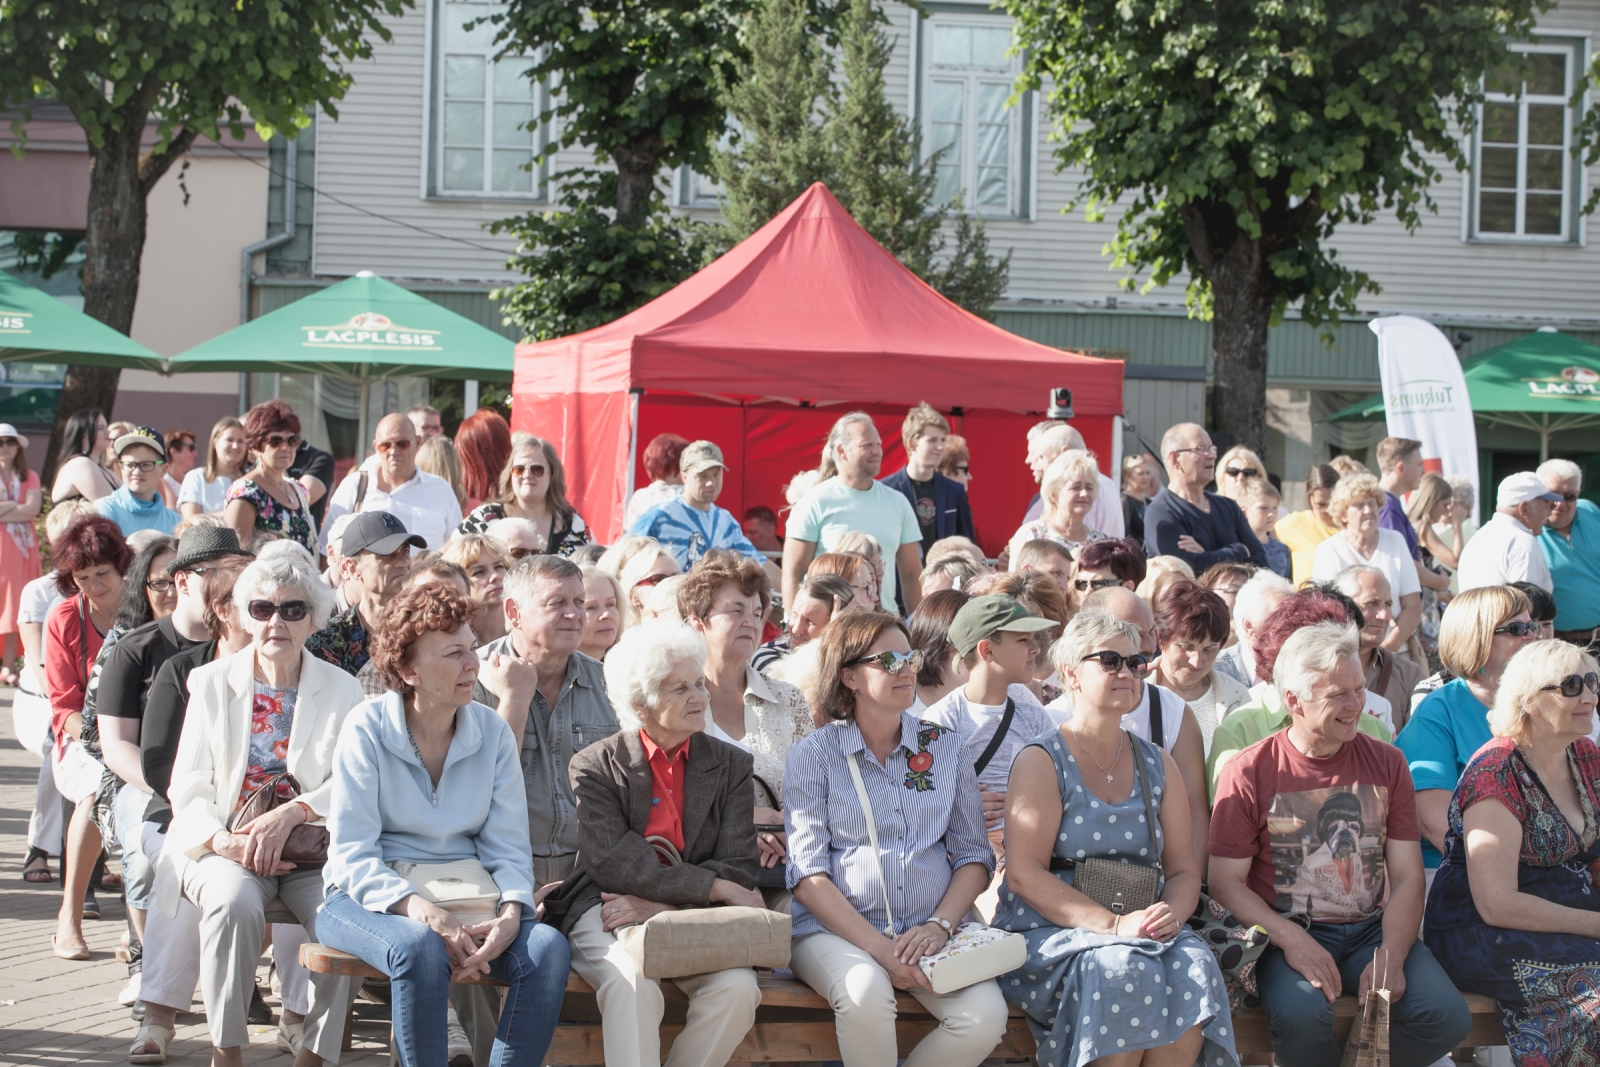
[1536,457,1600,645]
[781,411,924,613]
[1457,472,1561,593]
[1143,422,1267,572]
[473,553,619,885]
[1333,564,1425,721]
[1208,621,1471,1067]
[1213,568,1293,688]
[1019,421,1124,537]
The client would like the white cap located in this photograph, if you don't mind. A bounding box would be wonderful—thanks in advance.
[1498,472,1562,508]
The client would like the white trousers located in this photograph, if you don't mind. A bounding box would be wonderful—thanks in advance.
[11,689,61,851]
[789,932,1007,1067]
[567,905,760,1067]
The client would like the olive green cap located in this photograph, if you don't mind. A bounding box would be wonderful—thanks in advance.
[948,594,1056,657]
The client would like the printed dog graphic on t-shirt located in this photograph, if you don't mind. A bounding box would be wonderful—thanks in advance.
[1265,785,1390,923]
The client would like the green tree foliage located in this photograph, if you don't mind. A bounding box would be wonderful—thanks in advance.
[716,0,1009,319]
[0,0,408,476]
[1003,0,1548,451]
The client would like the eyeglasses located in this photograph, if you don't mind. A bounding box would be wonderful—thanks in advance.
[264,433,301,450]
[1541,672,1600,698]
[512,462,547,478]
[1073,577,1123,593]
[847,649,924,675]
[145,578,174,594]
[375,439,413,453]
[120,460,160,473]
[1494,621,1541,638]
[955,465,970,475]
[1172,446,1218,457]
[247,599,311,623]
[1080,650,1153,674]
[1224,467,1260,478]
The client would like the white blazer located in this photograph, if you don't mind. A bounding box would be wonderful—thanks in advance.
[156,645,365,917]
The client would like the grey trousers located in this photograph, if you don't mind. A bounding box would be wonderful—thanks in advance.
[182,854,353,1058]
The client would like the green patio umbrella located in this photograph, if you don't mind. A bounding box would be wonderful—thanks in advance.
[0,269,163,368]
[1329,328,1600,460]
[165,271,515,447]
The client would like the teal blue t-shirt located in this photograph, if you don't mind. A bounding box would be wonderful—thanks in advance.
[1538,498,1600,630]
[786,478,920,610]
[94,486,180,538]
[1395,678,1492,868]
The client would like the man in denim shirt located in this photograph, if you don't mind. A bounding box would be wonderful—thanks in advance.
[474,554,618,885]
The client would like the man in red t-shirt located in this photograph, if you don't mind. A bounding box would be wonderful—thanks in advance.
[1209,621,1470,1067]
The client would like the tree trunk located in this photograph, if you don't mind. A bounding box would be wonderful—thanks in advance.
[610,132,666,228]
[1206,236,1274,457]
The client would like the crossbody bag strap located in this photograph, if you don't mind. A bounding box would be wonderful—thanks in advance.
[1147,685,1164,748]
[845,751,897,937]
[1374,647,1395,699]
[353,471,368,512]
[973,698,1016,776]
[1131,735,1163,877]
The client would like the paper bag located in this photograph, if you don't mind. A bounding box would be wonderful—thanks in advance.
[1339,949,1391,1067]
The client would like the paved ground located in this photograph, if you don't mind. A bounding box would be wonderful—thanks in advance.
[0,689,392,1066]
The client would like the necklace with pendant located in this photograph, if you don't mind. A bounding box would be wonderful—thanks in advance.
[1072,726,1124,784]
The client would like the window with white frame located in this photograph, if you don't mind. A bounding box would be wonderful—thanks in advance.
[433,0,542,197]
[923,19,1025,216]
[1472,41,1583,241]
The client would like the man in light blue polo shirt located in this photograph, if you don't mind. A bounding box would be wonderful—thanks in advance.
[1537,458,1600,645]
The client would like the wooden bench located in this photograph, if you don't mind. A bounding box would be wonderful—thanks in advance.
[301,944,1504,1063]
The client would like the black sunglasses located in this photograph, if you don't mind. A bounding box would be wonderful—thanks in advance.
[264,433,301,450]
[1080,650,1153,674]
[247,599,310,623]
[1224,467,1260,478]
[1542,673,1600,698]
[1494,621,1541,638]
[847,649,924,675]
[1074,577,1123,593]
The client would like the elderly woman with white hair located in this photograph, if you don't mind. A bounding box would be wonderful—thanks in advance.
[554,621,764,1067]
[1006,449,1107,567]
[156,549,365,1067]
[1425,639,1600,1066]
[996,610,1235,1067]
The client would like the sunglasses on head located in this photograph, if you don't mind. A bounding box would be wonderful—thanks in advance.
[1074,577,1123,593]
[264,433,301,450]
[247,599,311,623]
[1080,650,1153,674]
[512,462,547,478]
[1542,673,1600,698]
[1494,621,1541,638]
[847,649,924,675]
[1224,467,1260,478]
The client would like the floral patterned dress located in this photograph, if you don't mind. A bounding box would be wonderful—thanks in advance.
[455,500,592,557]
[1424,736,1600,1067]
[227,478,318,557]
[241,681,298,808]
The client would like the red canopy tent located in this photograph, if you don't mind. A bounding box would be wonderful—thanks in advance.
[512,183,1124,554]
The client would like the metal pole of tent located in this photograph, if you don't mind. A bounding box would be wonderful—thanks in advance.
[465,380,479,413]
[358,377,371,461]
[625,389,642,530]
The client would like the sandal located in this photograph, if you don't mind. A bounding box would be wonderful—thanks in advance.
[22,847,52,883]
[128,1023,175,1065]
[51,934,90,961]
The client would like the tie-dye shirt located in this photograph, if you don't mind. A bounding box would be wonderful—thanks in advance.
[241,681,298,808]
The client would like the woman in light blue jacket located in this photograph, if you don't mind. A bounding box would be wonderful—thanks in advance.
[318,585,570,1067]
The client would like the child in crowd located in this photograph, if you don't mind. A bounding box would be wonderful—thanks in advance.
[1239,478,1291,579]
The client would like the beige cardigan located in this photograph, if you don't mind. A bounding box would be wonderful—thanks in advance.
[156,645,365,917]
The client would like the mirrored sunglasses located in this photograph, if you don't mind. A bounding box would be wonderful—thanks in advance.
[1073,577,1122,593]
[1541,673,1600,698]
[848,649,925,675]
[1494,621,1541,638]
[247,599,310,623]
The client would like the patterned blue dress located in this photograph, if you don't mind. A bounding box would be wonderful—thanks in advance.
[991,731,1239,1067]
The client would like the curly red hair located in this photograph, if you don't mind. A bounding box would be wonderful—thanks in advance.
[53,515,132,596]
[242,398,301,455]
[1250,590,1357,683]
[371,586,475,695]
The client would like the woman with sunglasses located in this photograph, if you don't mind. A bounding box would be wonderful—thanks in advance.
[224,400,318,555]
[994,611,1235,1067]
[159,551,364,1067]
[456,434,592,557]
[1397,584,1539,886]
[1214,444,1266,503]
[1424,640,1600,1067]
[784,611,1007,1067]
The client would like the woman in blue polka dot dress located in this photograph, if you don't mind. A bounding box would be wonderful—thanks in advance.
[992,613,1238,1067]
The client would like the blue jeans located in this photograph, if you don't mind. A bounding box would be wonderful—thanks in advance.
[1257,914,1471,1067]
[317,889,571,1067]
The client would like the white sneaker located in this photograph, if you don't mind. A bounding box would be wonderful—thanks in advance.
[118,971,142,1007]
[446,1005,473,1067]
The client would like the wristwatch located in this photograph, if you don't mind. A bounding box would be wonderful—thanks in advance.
[928,916,955,936]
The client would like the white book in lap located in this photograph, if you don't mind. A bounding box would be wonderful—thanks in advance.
[918,922,1027,994]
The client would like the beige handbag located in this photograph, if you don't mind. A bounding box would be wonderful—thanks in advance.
[614,836,792,979]
[388,859,502,924]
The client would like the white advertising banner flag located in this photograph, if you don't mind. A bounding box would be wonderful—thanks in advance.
[1368,315,1479,520]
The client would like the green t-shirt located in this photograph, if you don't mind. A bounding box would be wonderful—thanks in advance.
[786,478,921,610]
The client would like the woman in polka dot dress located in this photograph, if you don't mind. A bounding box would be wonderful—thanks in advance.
[992,612,1238,1067]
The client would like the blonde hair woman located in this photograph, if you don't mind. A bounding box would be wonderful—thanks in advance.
[1134,554,1195,609]
[440,533,511,645]
[1006,449,1106,566]
[577,564,625,660]
[1424,640,1600,1064]
[416,434,467,511]
[1312,472,1421,652]
[1215,445,1266,501]
[455,434,591,556]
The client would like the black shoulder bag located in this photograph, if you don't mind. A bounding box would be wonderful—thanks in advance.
[973,698,1017,776]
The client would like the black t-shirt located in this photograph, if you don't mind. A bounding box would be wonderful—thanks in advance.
[289,440,337,526]
[97,616,206,723]
[140,639,219,824]
[909,476,938,556]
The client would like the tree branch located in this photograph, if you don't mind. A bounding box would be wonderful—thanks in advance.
[139,127,201,197]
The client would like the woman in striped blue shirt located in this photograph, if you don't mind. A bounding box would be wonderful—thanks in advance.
[783,612,1006,1067]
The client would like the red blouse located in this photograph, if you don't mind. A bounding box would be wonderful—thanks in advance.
[640,730,689,855]
[44,592,106,751]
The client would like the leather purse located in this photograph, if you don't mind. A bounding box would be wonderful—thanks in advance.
[1048,733,1161,916]
[613,835,792,979]
[228,772,329,865]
